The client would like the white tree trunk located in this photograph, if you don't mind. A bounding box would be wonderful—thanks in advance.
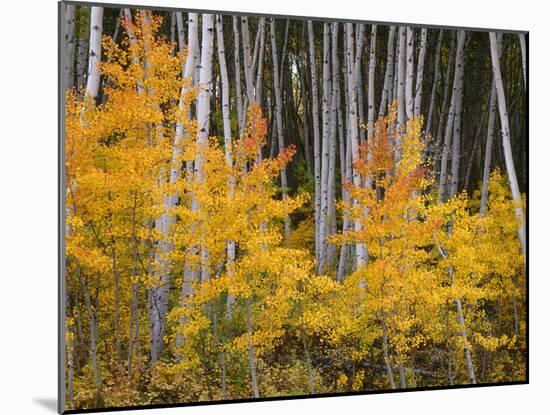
[480,34,502,215]
[440,32,476,385]
[337,22,352,281]
[413,28,427,118]
[255,18,266,104]
[449,33,466,197]
[318,22,331,272]
[489,32,527,260]
[270,19,291,239]
[232,17,244,134]
[195,14,215,284]
[367,25,377,140]
[480,81,497,214]
[85,7,104,101]
[64,4,76,90]
[175,12,186,75]
[355,25,366,147]
[438,31,465,201]
[405,27,414,120]
[216,15,237,318]
[396,26,406,161]
[379,26,396,117]
[326,22,339,271]
[76,36,89,92]
[519,33,527,91]
[308,21,322,266]
[346,23,367,269]
[241,17,255,103]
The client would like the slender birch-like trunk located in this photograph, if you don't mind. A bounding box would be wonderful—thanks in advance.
[355,25,366,146]
[64,5,76,90]
[318,22,331,273]
[85,7,103,101]
[449,33,466,197]
[216,15,238,318]
[300,64,313,173]
[169,12,176,54]
[367,25,377,140]
[255,18,266,105]
[480,35,502,214]
[76,34,89,93]
[519,33,527,91]
[110,238,121,365]
[396,26,406,161]
[67,321,75,409]
[246,275,260,398]
[326,22,339,269]
[270,19,291,239]
[78,271,102,402]
[425,30,443,144]
[392,34,400,107]
[489,32,527,260]
[414,28,427,118]
[435,34,456,149]
[175,12,186,74]
[233,17,244,134]
[398,360,406,388]
[480,81,498,214]
[141,9,167,363]
[438,31,465,201]
[379,26,396,117]
[440,33,476,382]
[308,21,322,266]
[357,54,366,146]
[346,23,367,269]
[112,9,122,43]
[195,14,215,283]
[338,29,355,280]
[241,17,255,103]
[336,23,350,281]
[382,317,396,389]
[405,27,414,120]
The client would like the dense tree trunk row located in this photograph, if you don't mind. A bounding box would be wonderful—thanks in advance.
[63,6,527,406]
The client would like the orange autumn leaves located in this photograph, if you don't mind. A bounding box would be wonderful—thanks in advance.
[65,13,525,408]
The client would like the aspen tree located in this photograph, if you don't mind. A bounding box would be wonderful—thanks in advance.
[379,26,396,117]
[425,29,443,144]
[319,22,331,272]
[233,17,244,133]
[346,23,367,268]
[396,26,406,160]
[489,32,527,260]
[414,28,427,118]
[308,21,322,265]
[481,34,502,215]
[270,19,291,239]
[435,33,456,151]
[519,33,527,91]
[367,25,377,140]
[64,4,76,89]
[217,15,237,317]
[438,31,465,201]
[405,27,415,119]
[449,33,466,197]
[85,7,103,100]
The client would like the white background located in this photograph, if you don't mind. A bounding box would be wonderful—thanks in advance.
[0,0,546,413]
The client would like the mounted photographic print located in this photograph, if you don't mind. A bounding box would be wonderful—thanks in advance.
[59,0,528,412]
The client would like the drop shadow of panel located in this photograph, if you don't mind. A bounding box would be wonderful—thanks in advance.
[34,398,58,413]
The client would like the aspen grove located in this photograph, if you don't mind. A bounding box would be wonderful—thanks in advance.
[62,4,527,410]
